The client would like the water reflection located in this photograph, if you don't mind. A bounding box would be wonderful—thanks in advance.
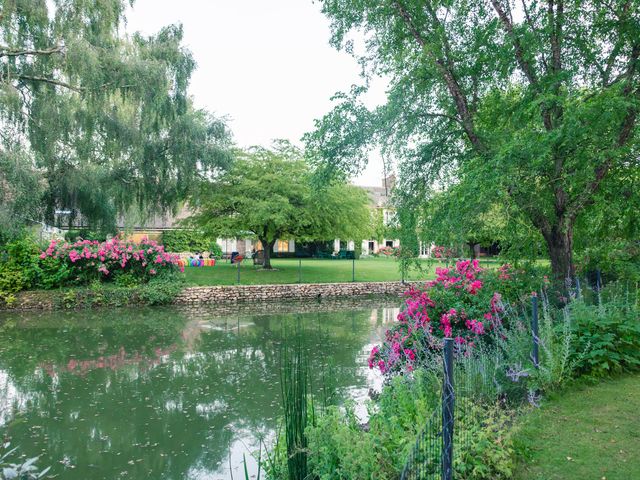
[0,298,399,479]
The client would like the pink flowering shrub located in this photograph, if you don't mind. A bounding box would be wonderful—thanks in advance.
[38,237,184,287]
[369,260,533,376]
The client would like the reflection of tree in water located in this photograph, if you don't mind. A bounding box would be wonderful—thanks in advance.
[0,302,398,479]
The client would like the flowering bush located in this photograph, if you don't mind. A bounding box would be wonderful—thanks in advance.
[369,260,529,376]
[38,237,184,287]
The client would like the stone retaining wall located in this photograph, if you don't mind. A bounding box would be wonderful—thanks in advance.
[173,281,420,306]
[1,281,422,312]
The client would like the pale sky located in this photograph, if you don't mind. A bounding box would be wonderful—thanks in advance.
[125,0,388,187]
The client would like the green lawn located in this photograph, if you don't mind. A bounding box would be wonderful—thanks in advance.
[182,257,455,286]
[514,375,640,480]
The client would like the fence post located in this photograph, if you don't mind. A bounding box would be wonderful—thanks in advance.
[442,338,454,480]
[531,294,539,369]
[237,260,241,285]
[298,258,302,284]
[596,268,602,293]
[352,257,355,282]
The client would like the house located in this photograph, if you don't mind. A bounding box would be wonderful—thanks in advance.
[357,175,401,256]
[54,175,413,257]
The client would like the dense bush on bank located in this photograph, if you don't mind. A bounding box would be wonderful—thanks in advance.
[0,236,184,306]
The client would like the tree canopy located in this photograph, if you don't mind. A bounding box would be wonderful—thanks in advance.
[306,0,640,281]
[188,143,372,268]
[0,0,232,235]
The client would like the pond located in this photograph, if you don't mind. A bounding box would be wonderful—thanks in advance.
[0,298,400,479]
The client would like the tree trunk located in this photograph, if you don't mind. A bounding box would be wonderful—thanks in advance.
[260,238,276,269]
[544,222,575,286]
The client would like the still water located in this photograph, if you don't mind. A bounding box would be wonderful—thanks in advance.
[0,298,399,479]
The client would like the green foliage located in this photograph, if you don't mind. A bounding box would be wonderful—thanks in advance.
[161,229,221,255]
[579,239,640,284]
[302,369,517,480]
[189,142,371,268]
[280,340,309,480]
[308,0,640,279]
[0,149,45,242]
[0,266,26,305]
[51,272,184,309]
[34,256,74,290]
[569,292,640,377]
[305,406,379,480]
[1,1,232,232]
[454,404,516,480]
[137,273,185,306]
[0,237,40,303]
[0,442,50,479]
[64,230,109,243]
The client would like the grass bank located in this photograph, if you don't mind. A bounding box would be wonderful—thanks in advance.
[182,257,498,286]
[514,375,640,480]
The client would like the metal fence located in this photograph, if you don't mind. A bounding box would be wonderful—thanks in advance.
[400,293,545,480]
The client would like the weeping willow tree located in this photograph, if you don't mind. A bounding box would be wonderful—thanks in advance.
[0,0,232,234]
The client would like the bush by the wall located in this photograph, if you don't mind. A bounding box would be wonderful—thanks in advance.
[54,272,185,309]
[38,237,183,287]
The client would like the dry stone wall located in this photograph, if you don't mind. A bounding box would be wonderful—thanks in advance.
[1,281,423,311]
[173,281,421,306]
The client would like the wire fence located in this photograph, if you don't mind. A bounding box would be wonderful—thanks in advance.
[400,293,545,480]
[399,270,609,479]
[180,257,448,285]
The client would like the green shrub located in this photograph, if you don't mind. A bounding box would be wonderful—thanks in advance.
[34,256,74,289]
[51,272,184,309]
[0,236,42,302]
[569,293,640,376]
[0,441,50,479]
[454,403,516,479]
[306,406,378,480]
[301,370,439,479]
[0,265,27,305]
[138,273,185,305]
[113,271,143,288]
[302,368,519,480]
[161,229,221,255]
[579,239,640,283]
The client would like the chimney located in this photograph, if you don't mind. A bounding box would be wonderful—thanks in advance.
[382,174,396,194]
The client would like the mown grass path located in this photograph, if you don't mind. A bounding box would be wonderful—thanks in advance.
[514,375,640,480]
[182,257,449,286]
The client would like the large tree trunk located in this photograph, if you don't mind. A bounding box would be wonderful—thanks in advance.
[543,222,575,285]
[260,238,276,269]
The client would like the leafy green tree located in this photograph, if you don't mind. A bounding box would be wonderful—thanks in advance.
[188,143,371,269]
[307,0,640,282]
[0,0,232,232]
[0,147,44,243]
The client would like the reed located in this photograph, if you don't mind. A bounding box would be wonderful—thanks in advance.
[280,335,309,480]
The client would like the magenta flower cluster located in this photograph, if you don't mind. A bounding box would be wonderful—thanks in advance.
[369,259,510,375]
[39,237,184,281]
